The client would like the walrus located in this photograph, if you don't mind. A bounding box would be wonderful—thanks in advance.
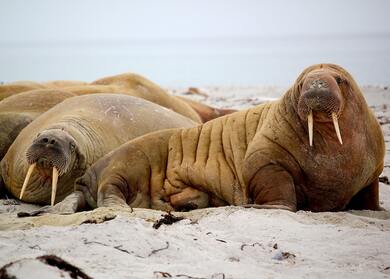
[0,94,197,205]
[0,73,236,123]
[0,81,45,101]
[0,76,203,122]
[46,63,384,214]
[0,80,86,102]
[0,89,77,160]
[91,73,237,122]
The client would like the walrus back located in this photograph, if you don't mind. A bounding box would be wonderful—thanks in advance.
[0,82,45,102]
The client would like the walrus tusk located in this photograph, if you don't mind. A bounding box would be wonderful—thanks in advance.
[51,167,59,206]
[20,163,36,200]
[308,110,313,146]
[332,112,343,145]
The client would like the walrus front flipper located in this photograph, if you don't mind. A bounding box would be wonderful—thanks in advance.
[51,191,88,214]
[97,182,131,208]
[17,191,87,217]
[242,204,296,211]
[247,165,297,212]
[346,178,383,211]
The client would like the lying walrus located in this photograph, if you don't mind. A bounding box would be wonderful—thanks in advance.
[0,94,197,205]
[0,80,86,102]
[0,76,203,122]
[0,90,77,160]
[0,73,236,123]
[92,73,237,122]
[46,63,384,214]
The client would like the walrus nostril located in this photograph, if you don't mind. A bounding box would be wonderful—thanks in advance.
[39,137,56,145]
[309,79,329,89]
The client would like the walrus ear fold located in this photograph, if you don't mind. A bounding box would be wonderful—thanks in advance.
[69,142,76,153]
[338,76,353,98]
[73,145,86,169]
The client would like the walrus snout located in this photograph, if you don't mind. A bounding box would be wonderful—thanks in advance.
[298,73,345,147]
[302,87,340,113]
[26,138,70,175]
[21,129,77,205]
[27,130,76,173]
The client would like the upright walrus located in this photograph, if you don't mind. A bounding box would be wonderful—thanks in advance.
[50,64,384,213]
[0,94,197,205]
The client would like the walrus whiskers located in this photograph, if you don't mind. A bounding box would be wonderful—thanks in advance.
[20,163,36,199]
[308,110,313,146]
[51,167,59,206]
[332,112,343,145]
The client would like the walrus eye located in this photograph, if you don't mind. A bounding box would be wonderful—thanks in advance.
[335,76,343,85]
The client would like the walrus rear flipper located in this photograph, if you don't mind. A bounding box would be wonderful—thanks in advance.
[346,178,382,211]
[177,96,237,122]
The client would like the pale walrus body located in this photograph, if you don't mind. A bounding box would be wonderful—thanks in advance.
[0,94,197,205]
[0,90,77,160]
[52,64,384,214]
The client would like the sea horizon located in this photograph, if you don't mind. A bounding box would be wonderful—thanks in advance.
[1,33,390,87]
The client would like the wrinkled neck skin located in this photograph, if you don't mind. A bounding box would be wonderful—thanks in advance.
[262,84,384,211]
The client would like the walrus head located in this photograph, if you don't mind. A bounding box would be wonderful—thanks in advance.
[20,128,80,205]
[296,64,353,146]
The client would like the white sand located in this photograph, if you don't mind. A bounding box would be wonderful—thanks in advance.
[1,86,390,279]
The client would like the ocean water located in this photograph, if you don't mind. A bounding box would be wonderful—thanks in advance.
[1,34,389,86]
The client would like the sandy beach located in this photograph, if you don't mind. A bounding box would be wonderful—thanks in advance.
[0,85,389,279]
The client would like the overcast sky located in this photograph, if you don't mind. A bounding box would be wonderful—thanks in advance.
[1,0,389,42]
[1,0,389,85]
